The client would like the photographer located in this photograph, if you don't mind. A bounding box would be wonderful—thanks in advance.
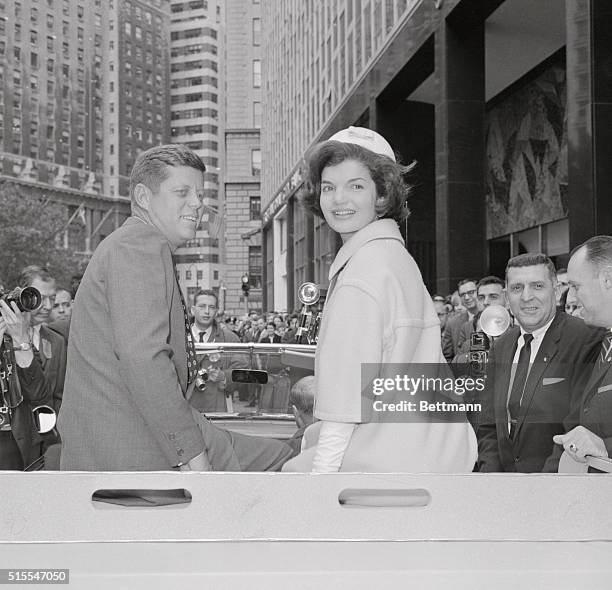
[0,297,50,470]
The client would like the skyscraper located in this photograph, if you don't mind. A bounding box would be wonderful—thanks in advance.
[169,0,224,306]
[222,0,263,315]
[0,0,171,254]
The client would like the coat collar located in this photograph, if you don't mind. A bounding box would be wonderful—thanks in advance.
[329,219,404,281]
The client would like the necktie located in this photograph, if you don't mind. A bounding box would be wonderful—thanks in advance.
[199,331,205,343]
[598,332,612,369]
[174,269,197,384]
[508,332,534,434]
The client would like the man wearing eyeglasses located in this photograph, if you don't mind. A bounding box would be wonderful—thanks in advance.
[442,279,482,361]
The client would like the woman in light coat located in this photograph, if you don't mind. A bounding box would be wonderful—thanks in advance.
[283,127,477,473]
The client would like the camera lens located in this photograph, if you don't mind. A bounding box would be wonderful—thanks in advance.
[19,287,42,312]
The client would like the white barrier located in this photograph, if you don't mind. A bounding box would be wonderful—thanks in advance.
[2,472,612,588]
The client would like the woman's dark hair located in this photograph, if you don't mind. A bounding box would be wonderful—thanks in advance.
[298,140,415,223]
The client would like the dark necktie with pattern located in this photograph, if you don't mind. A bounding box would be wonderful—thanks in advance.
[597,332,612,371]
[508,332,534,436]
[174,269,197,384]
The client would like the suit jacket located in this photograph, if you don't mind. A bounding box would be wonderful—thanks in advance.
[548,338,612,467]
[442,311,468,361]
[2,337,52,468]
[58,217,206,471]
[477,311,603,473]
[36,325,67,413]
[189,321,246,412]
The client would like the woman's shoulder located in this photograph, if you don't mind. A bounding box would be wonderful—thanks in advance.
[343,237,419,281]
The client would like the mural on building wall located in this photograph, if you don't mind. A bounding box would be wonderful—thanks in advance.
[485,64,568,239]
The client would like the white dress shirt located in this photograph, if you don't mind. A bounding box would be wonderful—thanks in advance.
[506,315,555,429]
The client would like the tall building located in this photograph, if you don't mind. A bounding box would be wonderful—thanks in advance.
[106,0,171,197]
[0,0,171,254]
[261,0,612,305]
[222,0,263,316]
[169,0,224,306]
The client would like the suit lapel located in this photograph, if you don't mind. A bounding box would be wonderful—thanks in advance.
[581,357,612,407]
[495,329,520,429]
[515,314,563,433]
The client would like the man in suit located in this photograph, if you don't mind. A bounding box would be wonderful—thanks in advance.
[442,278,481,361]
[259,322,282,344]
[189,289,245,412]
[553,236,612,464]
[58,145,292,472]
[477,253,602,473]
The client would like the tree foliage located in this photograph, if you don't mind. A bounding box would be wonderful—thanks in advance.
[0,181,86,289]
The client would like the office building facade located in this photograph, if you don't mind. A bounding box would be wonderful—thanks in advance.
[222,0,263,316]
[261,0,612,306]
[0,0,171,254]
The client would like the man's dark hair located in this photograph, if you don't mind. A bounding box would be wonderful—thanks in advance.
[457,278,477,291]
[193,289,218,307]
[55,286,72,297]
[505,253,557,283]
[572,235,612,270]
[18,265,55,288]
[129,144,206,208]
[476,276,505,291]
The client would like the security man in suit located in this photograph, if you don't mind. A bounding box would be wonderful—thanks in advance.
[477,253,602,473]
[553,236,612,464]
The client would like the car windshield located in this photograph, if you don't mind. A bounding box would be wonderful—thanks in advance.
[192,342,315,437]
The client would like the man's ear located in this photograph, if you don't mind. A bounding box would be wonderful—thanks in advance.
[600,266,612,291]
[133,183,151,210]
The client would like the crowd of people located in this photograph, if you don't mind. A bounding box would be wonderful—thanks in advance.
[1,132,610,476]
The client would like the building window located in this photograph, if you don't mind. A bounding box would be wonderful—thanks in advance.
[251,149,261,176]
[186,270,192,280]
[196,270,203,280]
[253,102,261,127]
[248,246,262,289]
[252,18,261,45]
[249,196,261,220]
[252,59,261,87]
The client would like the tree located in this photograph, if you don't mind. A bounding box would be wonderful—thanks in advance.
[0,180,86,289]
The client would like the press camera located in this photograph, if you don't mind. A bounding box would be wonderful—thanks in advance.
[468,305,511,376]
[0,286,42,312]
[296,282,327,345]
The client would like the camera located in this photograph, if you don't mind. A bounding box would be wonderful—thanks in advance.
[296,282,327,345]
[0,286,42,312]
[468,331,491,377]
[0,406,11,431]
[195,367,209,391]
